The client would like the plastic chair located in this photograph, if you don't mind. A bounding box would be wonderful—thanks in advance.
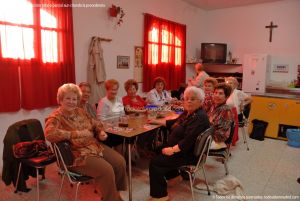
[209,121,235,175]
[53,141,94,201]
[12,119,56,201]
[179,127,214,201]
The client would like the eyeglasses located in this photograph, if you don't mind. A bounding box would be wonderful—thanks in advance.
[183,98,199,102]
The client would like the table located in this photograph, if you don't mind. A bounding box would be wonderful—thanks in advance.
[103,112,179,201]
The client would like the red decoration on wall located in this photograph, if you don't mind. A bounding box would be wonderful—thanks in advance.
[108,4,125,26]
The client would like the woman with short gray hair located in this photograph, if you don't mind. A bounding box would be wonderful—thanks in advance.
[147,86,209,201]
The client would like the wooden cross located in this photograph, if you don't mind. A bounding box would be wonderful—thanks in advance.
[265,21,278,42]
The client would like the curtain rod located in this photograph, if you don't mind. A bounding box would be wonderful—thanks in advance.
[91,36,112,42]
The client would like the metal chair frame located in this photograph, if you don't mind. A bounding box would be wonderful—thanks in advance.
[53,142,94,201]
[12,119,56,201]
[239,114,250,151]
[180,127,214,201]
[209,121,235,175]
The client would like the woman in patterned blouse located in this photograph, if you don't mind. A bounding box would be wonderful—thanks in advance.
[207,83,234,149]
[45,83,126,201]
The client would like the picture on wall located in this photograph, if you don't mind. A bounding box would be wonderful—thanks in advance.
[134,46,143,82]
[117,56,130,69]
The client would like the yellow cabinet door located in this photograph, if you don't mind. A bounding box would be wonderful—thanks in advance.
[248,96,280,138]
[279,99,300,126]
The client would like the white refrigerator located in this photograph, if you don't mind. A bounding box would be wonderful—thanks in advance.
[242,54,270,93]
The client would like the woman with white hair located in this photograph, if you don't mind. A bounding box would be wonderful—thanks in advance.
[225,76,252,119]
[147,86,209,201]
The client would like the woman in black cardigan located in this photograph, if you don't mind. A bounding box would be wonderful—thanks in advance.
[147,86,210,201]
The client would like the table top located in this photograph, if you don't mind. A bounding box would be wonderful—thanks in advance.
[103,112,179,138]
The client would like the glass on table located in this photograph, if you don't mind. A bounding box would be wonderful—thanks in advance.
[119,115,129,127]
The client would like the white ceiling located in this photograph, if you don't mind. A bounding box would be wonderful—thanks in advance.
[181,0,284,10]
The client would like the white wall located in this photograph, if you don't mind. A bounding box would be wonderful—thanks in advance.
[201,0,300,84]
[0,0,204,169]
[2,0,299,169]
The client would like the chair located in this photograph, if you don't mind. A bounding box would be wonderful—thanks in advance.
[238,113,250,151]
[209,121,235,175]
[12,119,56,201]
[179,127,214,201]
[53,141,94,201]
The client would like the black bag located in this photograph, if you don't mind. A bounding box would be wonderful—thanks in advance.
[250,119,268,141]
[13,140,48,159]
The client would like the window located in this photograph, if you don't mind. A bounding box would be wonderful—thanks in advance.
[0,0,59,62]
[143,14,186,92]
[0,0,75,112]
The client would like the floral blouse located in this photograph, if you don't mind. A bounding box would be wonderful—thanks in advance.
[207,103,233,143]
[203,92,214,113]
[45,107,104,167]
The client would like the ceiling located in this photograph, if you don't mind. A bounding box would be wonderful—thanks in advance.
[181,0,284,10]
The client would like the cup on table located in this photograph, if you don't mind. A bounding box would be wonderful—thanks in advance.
[119,115,129,127]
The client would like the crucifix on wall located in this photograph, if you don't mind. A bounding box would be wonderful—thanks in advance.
[265,21,278,42]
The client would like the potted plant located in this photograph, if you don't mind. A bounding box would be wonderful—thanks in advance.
[109,4,125,26]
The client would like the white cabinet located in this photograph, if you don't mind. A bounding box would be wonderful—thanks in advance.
[242,54,270,93]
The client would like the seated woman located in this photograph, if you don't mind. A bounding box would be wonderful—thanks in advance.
[45,83,126,201]
[225,76,252,121]
[97,79,125,121]
[146,77,175,107]
[203,77,218,113]
[122,79,147,114]
[188,63,209,88]
[97,79,125,148]
[147,86,210,201]
[78,82,96,118]
[225,77,252,145]
[207,83,233,150]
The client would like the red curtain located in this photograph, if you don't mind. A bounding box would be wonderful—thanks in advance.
[0,0,75,112]
[0,59,20,112]
[21,0,75,109]
[143,13,186,92]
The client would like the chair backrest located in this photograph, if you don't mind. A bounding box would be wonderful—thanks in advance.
[193,127,214,168]
[53,141,74,173]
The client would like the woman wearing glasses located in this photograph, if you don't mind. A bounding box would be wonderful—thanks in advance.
[147,86,209,201]
[146,77,175,107]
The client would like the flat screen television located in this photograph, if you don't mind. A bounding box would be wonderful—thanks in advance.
[201,43,227,64]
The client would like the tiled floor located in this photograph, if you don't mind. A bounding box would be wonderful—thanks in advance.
[1,132,300,201]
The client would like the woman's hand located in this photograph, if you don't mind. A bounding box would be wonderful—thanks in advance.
[162,147,174,156]
[72,129,93,139]
[98,131,108,141]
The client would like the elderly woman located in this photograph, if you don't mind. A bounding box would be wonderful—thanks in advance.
[97,79,125,148]
[203,77,218,113]
[147,86,210,201]
[188,63,209,88]
[78,82,96,118]
[122,79,147,114]
[146,77,174,107]
[225,77,252,145]
[207,83,233,149]
[97,79,125,120]
[225,76,252,120]
[45,83,127,201]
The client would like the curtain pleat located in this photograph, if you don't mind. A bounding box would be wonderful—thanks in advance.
[0,0,75,112]
[143,13,186,92]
